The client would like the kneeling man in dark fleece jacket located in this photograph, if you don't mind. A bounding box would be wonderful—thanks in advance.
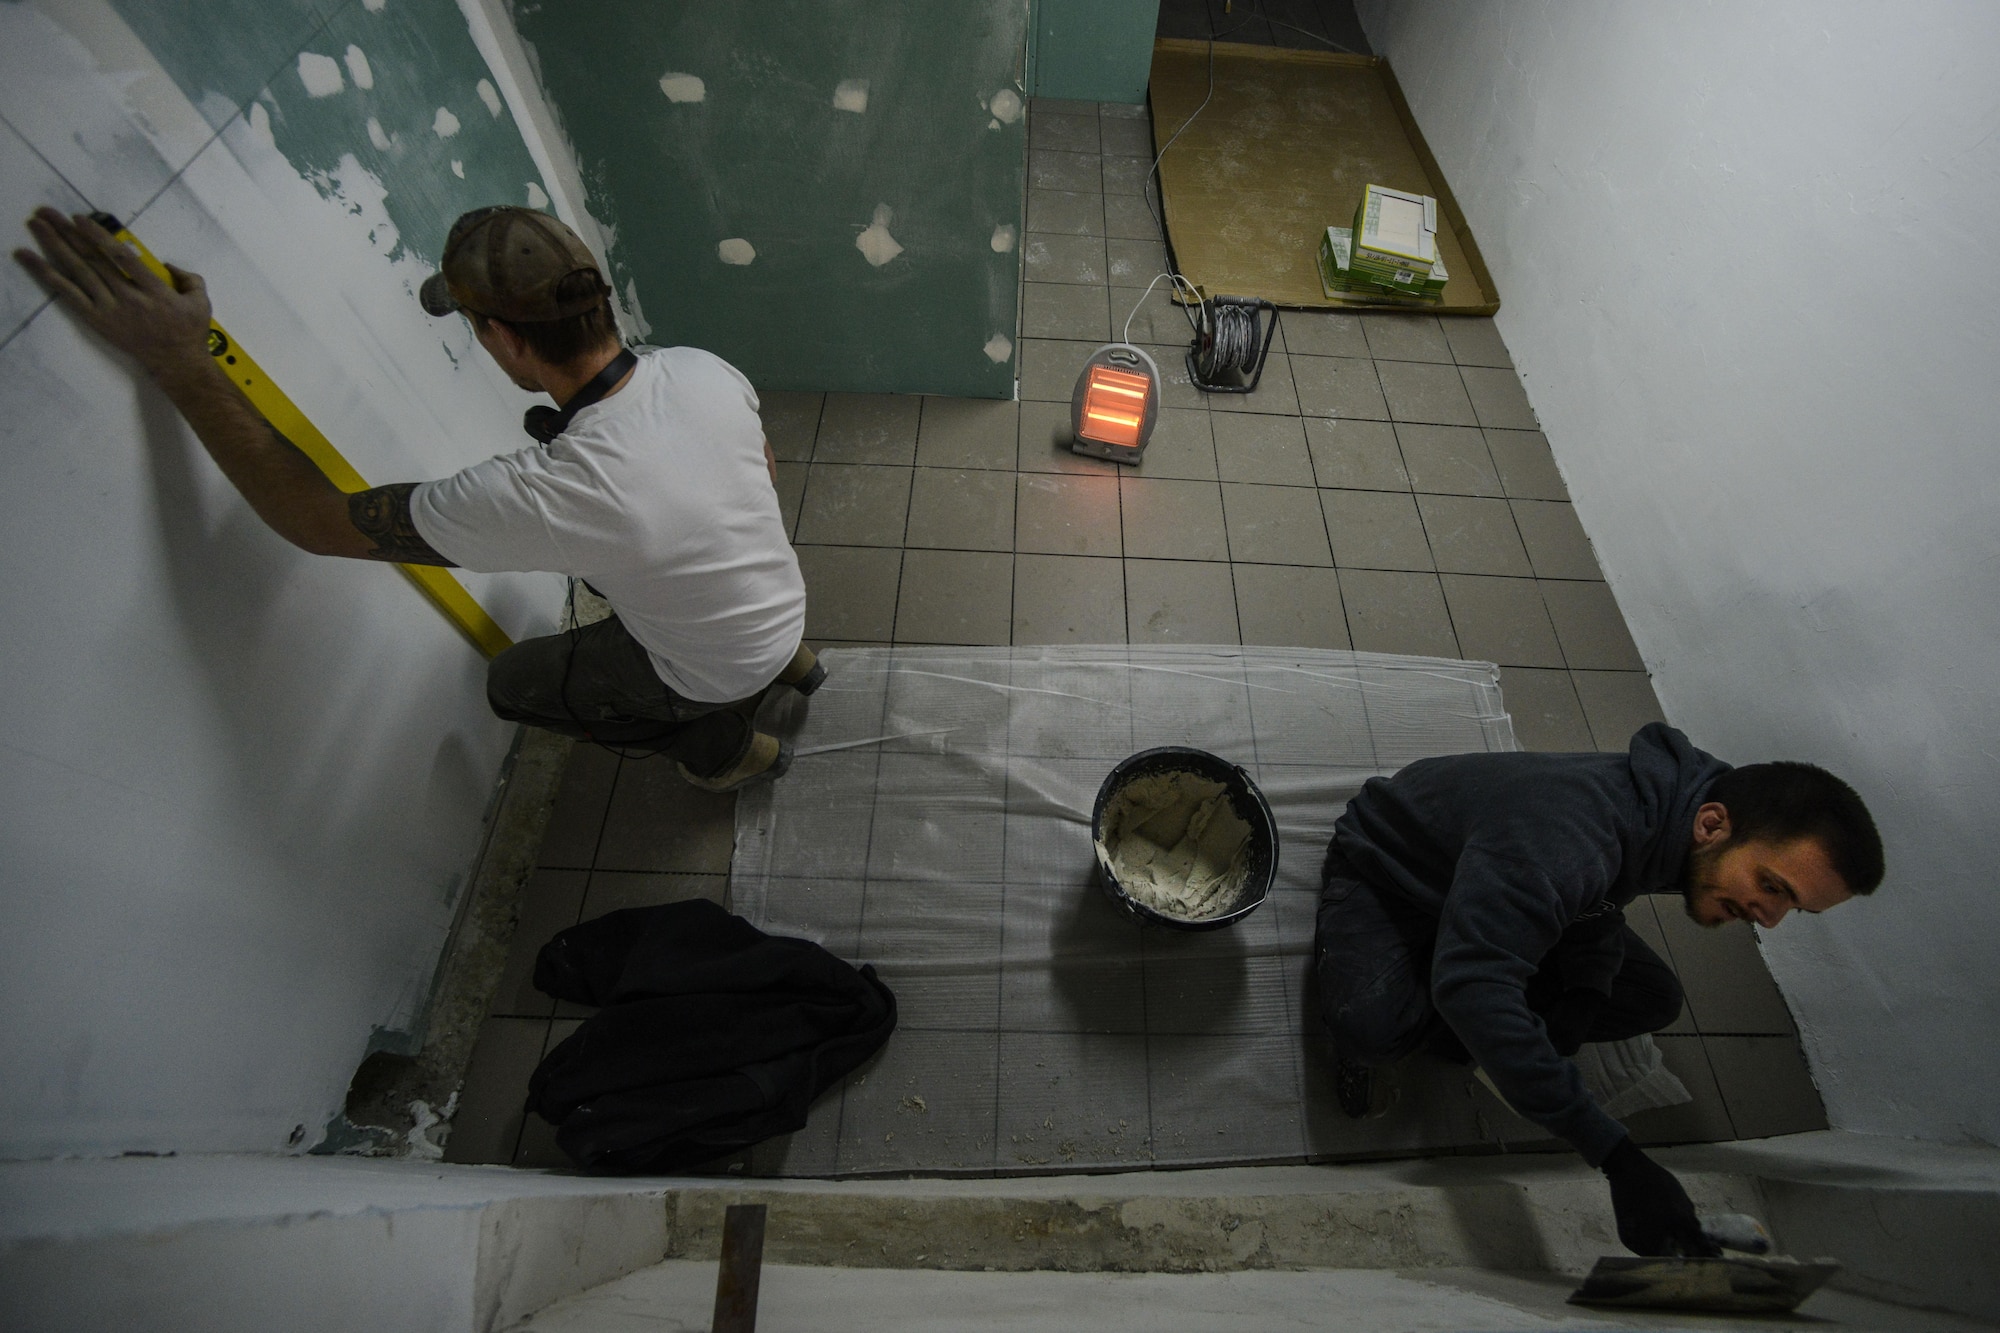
[1316,722,1882,1257]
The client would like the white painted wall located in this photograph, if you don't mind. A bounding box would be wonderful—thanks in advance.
[1354,1,2000,1144]
[0,2,565,1156]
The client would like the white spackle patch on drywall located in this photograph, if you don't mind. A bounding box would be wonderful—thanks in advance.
[984,333,1013,363]
[855,203,903,267]
[623,278,653,338]
[450,159,464,178]
[990,223,1017,253]
[526,181,550,209]
[366,117,394,152]
[344,44,373,91]
[296,51,343,98]
[476,77,503,118]
[988,87,1023,124]
[658,72,706,103]
[716,237,756,265]
[433,106,460,138]
[832,78,869,113]
[362,0,387,10]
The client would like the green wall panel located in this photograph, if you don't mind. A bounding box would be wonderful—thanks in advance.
[1031,0,1158,104]
[515,0,1028,398]
[110,0,551,266]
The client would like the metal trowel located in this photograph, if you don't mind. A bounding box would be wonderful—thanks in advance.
[1569,1213,1843,1315]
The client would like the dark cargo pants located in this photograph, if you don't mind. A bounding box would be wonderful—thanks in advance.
[485,616,754,779]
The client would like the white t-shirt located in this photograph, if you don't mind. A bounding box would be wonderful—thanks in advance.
[411,347,806,703]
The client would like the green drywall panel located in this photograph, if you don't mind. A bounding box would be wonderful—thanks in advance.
[1031,0,1159,104]
[109,0,550,266]
[514,0,1028,398]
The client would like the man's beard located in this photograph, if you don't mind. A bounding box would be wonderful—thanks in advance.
[1679,840,1727,926]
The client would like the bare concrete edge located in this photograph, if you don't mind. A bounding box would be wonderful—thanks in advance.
[324,726,575,1155]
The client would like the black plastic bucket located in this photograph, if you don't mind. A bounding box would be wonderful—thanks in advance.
[1090,746,1278,931]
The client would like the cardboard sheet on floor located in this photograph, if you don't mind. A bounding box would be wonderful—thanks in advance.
[731,645,1540,1178]
[1147,40,1500,314]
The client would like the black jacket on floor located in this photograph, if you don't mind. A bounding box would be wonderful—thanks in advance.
[525,899,896,1173]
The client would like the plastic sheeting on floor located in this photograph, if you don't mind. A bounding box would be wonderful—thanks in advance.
[733,644,1515,1177]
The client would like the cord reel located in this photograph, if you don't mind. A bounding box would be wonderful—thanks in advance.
[1186,294,1278,394]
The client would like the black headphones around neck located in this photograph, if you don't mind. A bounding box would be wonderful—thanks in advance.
[523,348,639,444]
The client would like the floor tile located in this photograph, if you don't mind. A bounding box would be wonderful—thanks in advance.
[1102,191,1163,240]
[1018,338,1095,402]
[758,390,823,461]
[1105,236,1169,287]
[917,397,1019,470]
[1440,574,1566,668]
[1029,96,1099,116]
[1100,154,1152,195]
[894,549,1014,645]
[1223,483,1333,566]
[1134,407,1216,480]
[489,868,587,1018]
[1148,1031,1305,1164]
[1011,553,1125,644]
[1653,911,1798,1036]
[1028,148,1100,193]
[1338,569,1459,657]
[1208,349,1301,416]
[1018,399,1120,475]
[1233,564,1348,649]
[997,1032,1153,1171]
[1125,559,1239,643]
[793,463,913,547]
[1097,112,1154,157]
[1484,428,1568,500]
[1141,911,1291,1035]
[1376,359,1479,426]
[593,758,737,872]
[1291,354,1388,421]
[1023,232,1108,286]
[748,1084,843,1177]
[1443,317,1513,368]
[1120,476,1228,561]
[1541,580,1646,670]
[1098,100,1148,119]
[1622,1033,1739,1148]
[1705,1034,1828,1138]
[443,1017,548,1164]
[1417,494,1533,576]
[1571,670,1667,751]
[834,1028,999,1173]
[1028,109,1098,153]
[1497,666,1593,751]
[1395,423,1502,496]
[795,544,903,641]
[1511,499,1602,579]
[1321,488,1432,571]
[1109,284,1190,342]
[579,870,727,918]
[1135,342,1211,410]
[1461,364,1540,430]
[1305,418,1407,491]
[773,460,806,538]
[1026,188,1105,237]
[1279,309,1370,359]
[537,743,620,869]
[815,393,921,464]
[1016,472,1123,556]
[906,467,1015,550]
[1361,313,1453,363]
[1301,1046,1489,1162]
[1021,280,1110,340]
[1212,412,1314,485]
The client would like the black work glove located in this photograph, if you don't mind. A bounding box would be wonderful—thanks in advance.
[1542,988,1604,1057]
[1600,1136,1721,1257]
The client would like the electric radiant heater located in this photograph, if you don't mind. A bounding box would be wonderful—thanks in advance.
[1069,343,1161,465]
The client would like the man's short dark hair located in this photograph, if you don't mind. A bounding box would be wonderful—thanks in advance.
[1706,761,1884,894]
[472,270,620,367]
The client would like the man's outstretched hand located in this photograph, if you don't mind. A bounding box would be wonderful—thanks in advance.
[1600,1136,1721,1257]
[14,208,212,377]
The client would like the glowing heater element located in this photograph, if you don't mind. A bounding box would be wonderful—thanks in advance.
[1078,365,1151,449]
[1068,343,1162,465]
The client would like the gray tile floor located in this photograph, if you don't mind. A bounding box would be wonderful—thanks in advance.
[444,96,1826,1171]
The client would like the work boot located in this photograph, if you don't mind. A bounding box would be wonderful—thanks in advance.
[1334,1056,1376,1120]
[677,732,793,793]
[776,643,826,696]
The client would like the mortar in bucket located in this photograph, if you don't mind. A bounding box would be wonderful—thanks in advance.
[1091,746,1278,930]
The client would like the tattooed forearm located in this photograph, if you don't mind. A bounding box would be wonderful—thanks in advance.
[347,482,456,566]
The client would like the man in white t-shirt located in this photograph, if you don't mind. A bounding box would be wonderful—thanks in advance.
[15,205,816,791]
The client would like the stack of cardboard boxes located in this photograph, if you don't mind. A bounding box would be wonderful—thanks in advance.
[1319,183,1448,304]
